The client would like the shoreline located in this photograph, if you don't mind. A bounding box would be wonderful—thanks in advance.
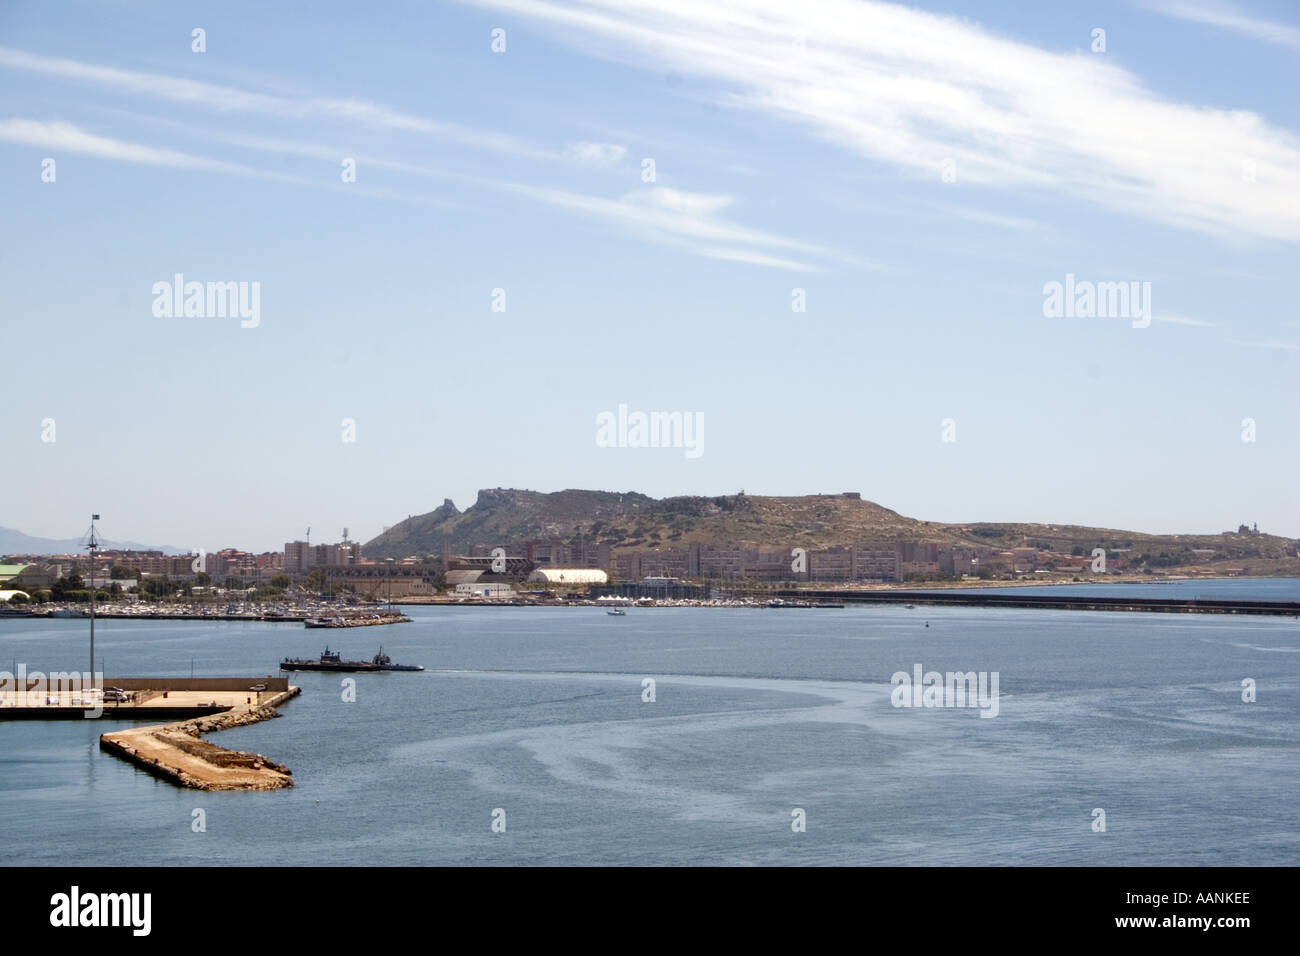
[3,576,1291,620]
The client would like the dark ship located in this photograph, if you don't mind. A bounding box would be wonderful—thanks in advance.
[279,646,424,672]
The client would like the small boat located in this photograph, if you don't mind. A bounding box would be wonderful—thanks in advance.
[606,608,627,616]
[903,604,916,609]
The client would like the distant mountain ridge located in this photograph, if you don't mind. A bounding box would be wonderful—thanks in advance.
[0,526,186,557]
[362,488,1298,565]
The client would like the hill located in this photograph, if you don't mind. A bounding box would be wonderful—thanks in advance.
[363,489,1298,573]
[365,488,952,558]
[0,525,186,557]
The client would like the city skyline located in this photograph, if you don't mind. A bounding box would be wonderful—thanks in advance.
[3,0,1298,551]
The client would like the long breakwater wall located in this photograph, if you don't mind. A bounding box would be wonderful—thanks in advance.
[767,589,1300,616]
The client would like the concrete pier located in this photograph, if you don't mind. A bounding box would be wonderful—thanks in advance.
[0,676,292,720]
[2,675,302,789]
[98,683,301,791]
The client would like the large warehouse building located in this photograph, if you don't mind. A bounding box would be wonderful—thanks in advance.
[525,568,609,586]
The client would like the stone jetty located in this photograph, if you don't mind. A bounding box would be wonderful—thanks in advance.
[99,684,300,791]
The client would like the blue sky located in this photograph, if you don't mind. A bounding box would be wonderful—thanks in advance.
[2,0,1297,553]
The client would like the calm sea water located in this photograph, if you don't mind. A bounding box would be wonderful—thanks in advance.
[3,581,1298,866]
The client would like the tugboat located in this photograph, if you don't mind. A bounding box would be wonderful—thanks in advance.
[279,646,424,672]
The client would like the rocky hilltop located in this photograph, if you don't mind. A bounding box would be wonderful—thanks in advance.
[364,488,1297,571]
[365,488,946,558]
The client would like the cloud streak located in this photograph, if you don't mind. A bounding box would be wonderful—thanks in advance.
[0,117,454,207]
[455,0,1300,241]
[0,45,550,159]
[3,115,827,270]
[1140,0,1300,50]
[0,117,287,177]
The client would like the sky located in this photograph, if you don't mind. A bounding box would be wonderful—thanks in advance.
[1,0,1297,554]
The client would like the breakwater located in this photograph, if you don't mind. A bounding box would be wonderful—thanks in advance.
[98,681,300,791]
[305,611,411,628]
[766,588,1300,616]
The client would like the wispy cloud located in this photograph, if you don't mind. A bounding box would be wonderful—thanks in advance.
[0,117,286,177]
[563,141,628,166]
[455,0,1300,241]
[699,247,820,270]
[944,205,1044,231]
[1140,0,1300,50]
[0,117,454,207]
[495,182,841,270]
[0,45,850,270]
[181,120,844,269]
[10,112,831,271]
[0,45,551,159]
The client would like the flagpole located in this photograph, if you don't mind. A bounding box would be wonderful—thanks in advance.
[88,514,99,689]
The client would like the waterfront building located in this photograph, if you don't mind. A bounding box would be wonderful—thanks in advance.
[526,568,609,586]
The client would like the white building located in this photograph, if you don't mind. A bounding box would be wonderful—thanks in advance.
[526,568,609,586]
[455,582,513,598]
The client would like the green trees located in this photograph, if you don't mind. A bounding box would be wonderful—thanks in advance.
[138,576,173,598]
[49,572,85,601]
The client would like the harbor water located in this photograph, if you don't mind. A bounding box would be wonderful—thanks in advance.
[2,582,1297,865]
